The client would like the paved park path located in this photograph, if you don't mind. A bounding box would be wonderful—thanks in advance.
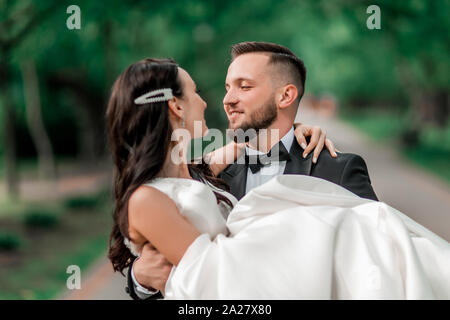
[61,109,450,300]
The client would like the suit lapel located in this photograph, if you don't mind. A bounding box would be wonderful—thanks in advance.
[222,139,312,199]
[284,139,313,175]
[221,157,248,200]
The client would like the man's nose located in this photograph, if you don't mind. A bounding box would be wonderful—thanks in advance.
[223,89,238,106]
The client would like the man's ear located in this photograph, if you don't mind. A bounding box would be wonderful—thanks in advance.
[277,84,298,109]
[167,97,184,120]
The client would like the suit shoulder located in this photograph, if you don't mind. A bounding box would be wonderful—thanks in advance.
[315,150,364,167]
[337,153,368,171]
[312,151,370,180]
[318,151,366,166]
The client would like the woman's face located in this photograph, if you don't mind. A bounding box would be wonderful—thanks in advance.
[177,68,208,138]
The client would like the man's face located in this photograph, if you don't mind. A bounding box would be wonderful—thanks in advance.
[223,53,277,132]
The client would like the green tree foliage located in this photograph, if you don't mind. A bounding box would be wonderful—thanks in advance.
[0,0,448,179]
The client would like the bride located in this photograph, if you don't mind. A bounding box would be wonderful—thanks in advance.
[106,58,450,299]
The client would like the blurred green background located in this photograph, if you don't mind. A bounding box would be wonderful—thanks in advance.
[0,0,449,299]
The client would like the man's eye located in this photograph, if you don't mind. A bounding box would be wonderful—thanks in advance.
[241,86,252,90]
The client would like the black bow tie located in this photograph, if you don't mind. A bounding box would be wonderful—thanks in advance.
[245,142,291,174]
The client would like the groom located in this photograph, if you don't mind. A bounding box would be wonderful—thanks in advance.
[126,42,378,299]
[220,41,377,201]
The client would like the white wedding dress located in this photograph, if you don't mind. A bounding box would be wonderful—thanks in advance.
[131,175,450,300]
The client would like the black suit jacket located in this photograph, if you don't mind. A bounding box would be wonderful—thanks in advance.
[219,138,378,201]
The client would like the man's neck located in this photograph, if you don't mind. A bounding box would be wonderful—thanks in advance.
[247,122,293,153]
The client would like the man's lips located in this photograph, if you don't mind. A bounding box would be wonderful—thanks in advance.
[228,110,244,120]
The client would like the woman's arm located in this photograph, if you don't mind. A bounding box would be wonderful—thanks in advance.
[206,123,338,175]
[128,185,201,266]
[205,142,246,176]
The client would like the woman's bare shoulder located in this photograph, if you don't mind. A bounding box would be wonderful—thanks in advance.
[128,185,180,243]
[129,184,178,215]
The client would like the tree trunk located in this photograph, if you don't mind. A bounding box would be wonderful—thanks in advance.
[20,59,56,180]
[2,97,19,199]
[46,72,106,165]
[0,59,19,199]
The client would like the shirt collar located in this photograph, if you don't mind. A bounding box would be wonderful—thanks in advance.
[246,126,295,156]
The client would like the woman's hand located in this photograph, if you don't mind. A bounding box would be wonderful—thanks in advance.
[206,123,338,174]
[294,123,337,163]
[206,142,246,176]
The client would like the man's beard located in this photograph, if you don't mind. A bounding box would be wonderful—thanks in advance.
[229,95,277,133]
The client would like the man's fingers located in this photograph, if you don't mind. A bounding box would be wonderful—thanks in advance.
[325,139,338,157]
[141,242,171,265]
[143,242,155,250]
[302,126,321,158]
[158,254,172,266]
[141,243,157,255]
[162,263,173,275]
[312,132,326,164]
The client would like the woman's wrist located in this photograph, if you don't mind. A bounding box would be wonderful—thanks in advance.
[205,141,245,176]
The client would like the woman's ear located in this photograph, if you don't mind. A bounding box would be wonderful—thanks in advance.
[167,97,184,120]
[277,84,299,109]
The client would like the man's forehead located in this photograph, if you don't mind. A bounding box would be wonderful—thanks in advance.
[226,53,271,81]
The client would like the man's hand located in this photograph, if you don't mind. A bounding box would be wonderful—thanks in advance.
[294,123,338,163]
[134,243,173,293]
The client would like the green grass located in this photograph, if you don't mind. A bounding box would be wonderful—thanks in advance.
[403,129,450,183]
[340,109,450,183]
[0,234,109,300]
[0,158,39,180]
[340,109,407,141]
[0,189,113,300]
[0,231,23,251]
[0,199,30,218]
[64,195,100,210]
[23,208,60,229]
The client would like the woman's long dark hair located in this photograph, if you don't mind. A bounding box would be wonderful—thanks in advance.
[106,58,232,274]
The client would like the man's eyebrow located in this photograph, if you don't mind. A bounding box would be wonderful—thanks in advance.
[226,77,256,85]
[236,77,255,83]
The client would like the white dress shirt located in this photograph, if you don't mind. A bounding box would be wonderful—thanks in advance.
[245,127,295,194]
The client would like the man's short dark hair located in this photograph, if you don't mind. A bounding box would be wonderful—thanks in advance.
[231,41,306,104]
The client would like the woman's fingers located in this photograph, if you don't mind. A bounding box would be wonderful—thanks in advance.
[302,126,321,158]
[294,126,308,150]
[325,139,338,157]
[294,124,338,162]
[312,130,326,163]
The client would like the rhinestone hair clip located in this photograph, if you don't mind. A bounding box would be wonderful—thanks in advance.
[134,88,174,105]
